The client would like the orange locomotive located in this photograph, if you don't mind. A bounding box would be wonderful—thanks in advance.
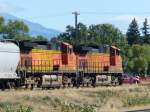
[18,41,123,88]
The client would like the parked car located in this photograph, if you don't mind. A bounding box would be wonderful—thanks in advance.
[121,74,140,84]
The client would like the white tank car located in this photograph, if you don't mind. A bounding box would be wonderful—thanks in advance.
[0,41,20,79]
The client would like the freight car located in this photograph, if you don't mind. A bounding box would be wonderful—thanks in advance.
[17,40,123,88]
[0,40,20,89]
[0,40,123,89]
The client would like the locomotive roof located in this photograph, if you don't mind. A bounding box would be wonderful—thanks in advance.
[17,40,50,51]
[111,46,120,51]
[0,39,120,53]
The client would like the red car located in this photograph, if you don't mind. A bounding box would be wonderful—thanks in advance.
[121,74,140,84]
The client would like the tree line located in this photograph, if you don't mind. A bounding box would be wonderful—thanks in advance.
[124,18,150,76]
[0,17,47,41]
[56,18,150,76]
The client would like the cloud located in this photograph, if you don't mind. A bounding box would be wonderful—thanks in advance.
[0,2,24,13]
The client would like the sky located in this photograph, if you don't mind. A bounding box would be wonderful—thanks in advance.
[0,0,150,33]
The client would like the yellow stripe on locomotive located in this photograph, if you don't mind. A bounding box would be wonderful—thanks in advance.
[31,49,61,71]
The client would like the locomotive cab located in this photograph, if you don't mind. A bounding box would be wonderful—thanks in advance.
[60,42,76,71]
[110,46,123,73]
[110,46,120,66]
[61,42,73,65]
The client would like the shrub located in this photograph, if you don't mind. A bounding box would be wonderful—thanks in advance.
[123,95,150,107]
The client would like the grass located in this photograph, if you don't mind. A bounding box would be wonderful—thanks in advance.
[0,85,150,112]
[0,102,32,112]
[123,94,150,107]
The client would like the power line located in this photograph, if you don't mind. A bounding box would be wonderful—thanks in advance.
[81,11,150,15]
[28,12,71,19]
[27,11,150,20]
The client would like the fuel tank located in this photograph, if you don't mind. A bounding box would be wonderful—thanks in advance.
[0,41,20,79]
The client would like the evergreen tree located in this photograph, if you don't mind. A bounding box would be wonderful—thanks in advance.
[126,18,140,45]
[141,18,150,43]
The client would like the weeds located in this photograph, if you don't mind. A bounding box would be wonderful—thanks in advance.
[123,95,150,107]
[0,102,32,112]
[95,90,118,105]
[60,102,95,112]
[0,86,150,112]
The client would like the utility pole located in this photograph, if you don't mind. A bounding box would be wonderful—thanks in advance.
[72,11,80,30]
[72,11,80,44]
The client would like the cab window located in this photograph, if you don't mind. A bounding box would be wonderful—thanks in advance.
[116,50,120,55]
[110,48,115,56]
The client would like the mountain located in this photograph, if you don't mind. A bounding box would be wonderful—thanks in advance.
[0,13,61,39]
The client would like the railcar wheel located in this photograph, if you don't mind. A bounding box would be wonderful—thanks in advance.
[118,75,123,85]
[25,84,29,89]
[31,84,35,90]
[82,83,85,87]
[86,83,89,87]
[7,82,15,89]
[68,83,73,87]
[91,77,96,87]
[7,82,11,89]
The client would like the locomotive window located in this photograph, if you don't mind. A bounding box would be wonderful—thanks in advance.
[51,43,61,50]
[110,48,115,56]
[116,50,120,55]
[61,46,67,53]
[99,46,104,53]
[62,46,72,54]
[55,45,61,50]
[105,46,110,53]
[99,45,110,53]
[69,48,72,54]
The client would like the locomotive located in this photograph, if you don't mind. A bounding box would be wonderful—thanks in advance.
[0,40,123,89]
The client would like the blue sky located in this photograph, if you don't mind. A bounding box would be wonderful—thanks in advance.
[0,0,150,33]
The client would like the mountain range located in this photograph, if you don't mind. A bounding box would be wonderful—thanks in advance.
[0,13,61,40]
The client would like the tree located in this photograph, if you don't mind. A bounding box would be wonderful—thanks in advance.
[126,18,140,45]
[33,35,48,41]
[3,20,29,39]
[58,23,125,47]
[124,44,150,75]
[0,17,5,38]
[77,23,88,45]
[88,24,125,46]
[14,34,32,41]
[58,25,75,44]
[121,44,133,73]
[141,18,150,43]
[58,23,88,45]
[132,57,148,75]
